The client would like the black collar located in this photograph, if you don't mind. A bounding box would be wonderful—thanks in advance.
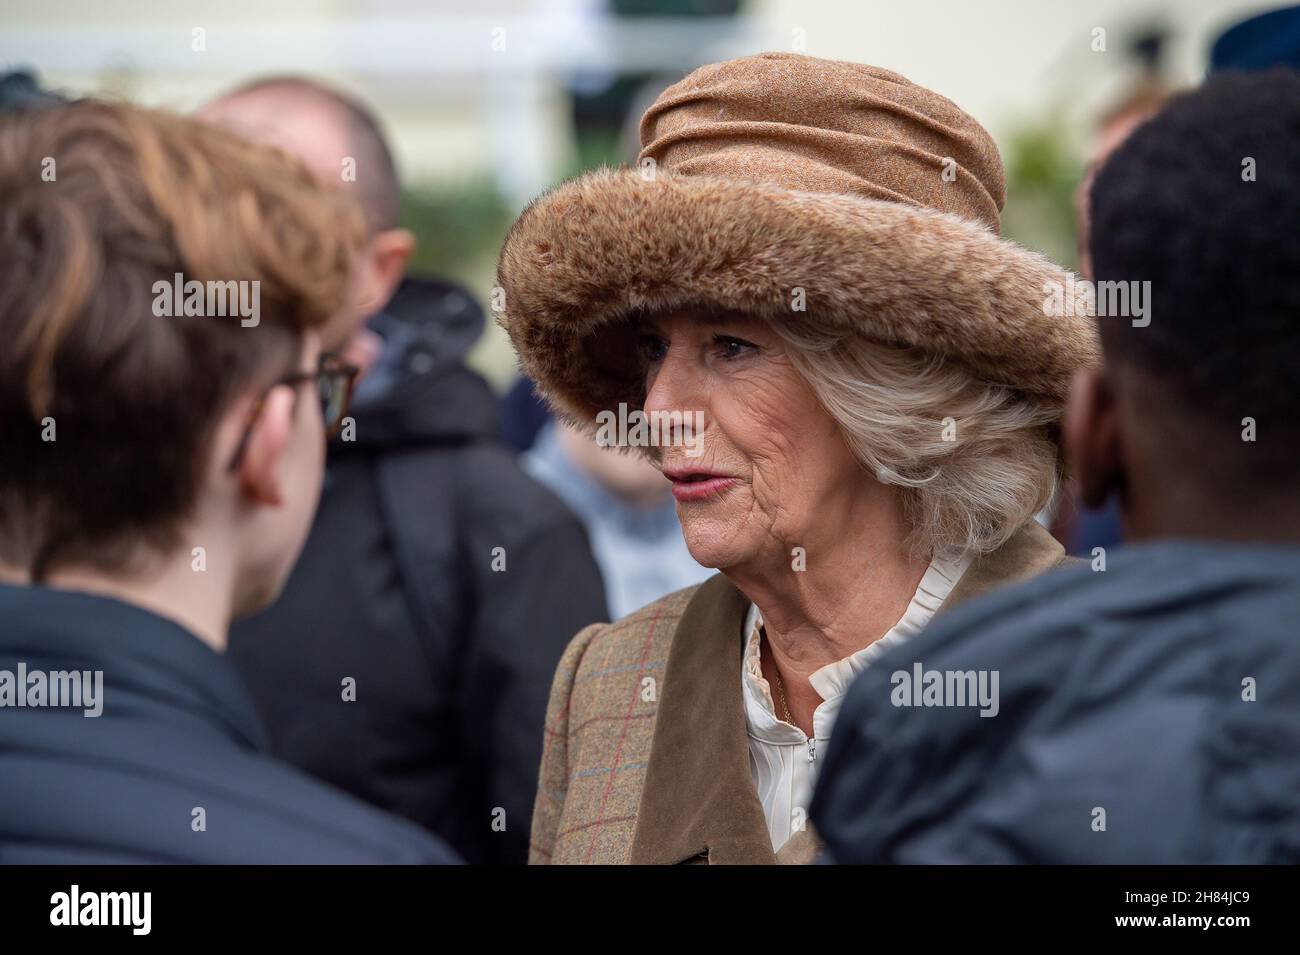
[0,582,266,751]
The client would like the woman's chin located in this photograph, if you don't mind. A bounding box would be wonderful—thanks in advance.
[680,522,751,572]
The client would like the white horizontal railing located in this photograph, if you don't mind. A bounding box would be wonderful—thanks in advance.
[0,15,765,74]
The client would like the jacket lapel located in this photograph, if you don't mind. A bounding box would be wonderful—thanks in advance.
[941,519,1069,612]
[630,572,776,864]
[628,520,1069,864]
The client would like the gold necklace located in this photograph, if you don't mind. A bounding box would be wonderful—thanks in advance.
[762,626,796,724]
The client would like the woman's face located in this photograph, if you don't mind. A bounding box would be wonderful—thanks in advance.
[642,309,871,571]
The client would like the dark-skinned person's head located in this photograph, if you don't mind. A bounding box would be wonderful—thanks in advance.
[1067,68,1300,545]
[0,100,367,642]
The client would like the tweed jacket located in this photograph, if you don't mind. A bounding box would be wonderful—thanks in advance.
[530,520,1076,864]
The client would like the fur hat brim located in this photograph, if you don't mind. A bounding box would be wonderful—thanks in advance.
[496,167,1098,427]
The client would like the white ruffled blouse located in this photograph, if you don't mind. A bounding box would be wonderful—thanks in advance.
[741,552,973,851]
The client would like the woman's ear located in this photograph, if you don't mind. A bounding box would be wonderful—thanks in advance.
[1064,366,1123,509]
[236,384,298,508]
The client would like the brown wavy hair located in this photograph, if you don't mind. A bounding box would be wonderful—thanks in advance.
[0,99,365,579]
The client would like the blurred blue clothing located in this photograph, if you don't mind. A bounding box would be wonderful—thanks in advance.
[524,420,712,619]
[500,375,551,453]
[0,582,457,864]
[1211,6,1300,73]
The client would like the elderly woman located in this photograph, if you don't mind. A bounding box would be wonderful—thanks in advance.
[497,53,1098,864]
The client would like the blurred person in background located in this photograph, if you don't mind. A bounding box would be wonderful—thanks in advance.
[498,54,1098,864]
[812,69,1300,864]
[203,77,608,865]
[0,96,454,863]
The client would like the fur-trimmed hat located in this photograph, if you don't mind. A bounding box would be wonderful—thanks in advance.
[497,53,1098,426]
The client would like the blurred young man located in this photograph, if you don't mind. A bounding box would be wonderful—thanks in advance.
[811,70,1300,863]
[0,99,455,862]
[201,78,608,864]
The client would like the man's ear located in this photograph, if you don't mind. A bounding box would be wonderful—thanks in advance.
[1064,365,1124,509]
[236,384,299,508]
[355,228,415,317]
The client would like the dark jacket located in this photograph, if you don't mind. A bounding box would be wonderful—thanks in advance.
[0,583,456,864]
[811,540,1300,864]
[228,277,608,865]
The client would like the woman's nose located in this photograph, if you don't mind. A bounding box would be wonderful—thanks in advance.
[643,348,701,420]
[643,350,710,454]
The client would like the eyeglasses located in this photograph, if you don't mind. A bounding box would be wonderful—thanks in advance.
[226,353,359,472]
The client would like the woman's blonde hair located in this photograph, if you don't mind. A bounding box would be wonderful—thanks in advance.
[772,319,1062,559]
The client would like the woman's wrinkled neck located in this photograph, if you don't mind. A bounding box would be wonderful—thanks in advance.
[725,485,929,678]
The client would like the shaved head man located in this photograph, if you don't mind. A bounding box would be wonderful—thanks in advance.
[199,76,611,865]
[201,78,415,364]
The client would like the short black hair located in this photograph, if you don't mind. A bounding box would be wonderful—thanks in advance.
[220,76,401,231]
[1090,68,1300,480]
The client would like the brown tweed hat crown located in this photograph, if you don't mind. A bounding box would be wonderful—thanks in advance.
[497,52,1098,426]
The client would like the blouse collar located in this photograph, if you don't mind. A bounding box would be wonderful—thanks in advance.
[741,551,974,744]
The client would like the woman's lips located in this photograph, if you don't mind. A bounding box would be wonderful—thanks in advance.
[667,473,740,503]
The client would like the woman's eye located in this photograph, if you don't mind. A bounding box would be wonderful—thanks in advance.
[714,335,757,360]
[642,333,668,362]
